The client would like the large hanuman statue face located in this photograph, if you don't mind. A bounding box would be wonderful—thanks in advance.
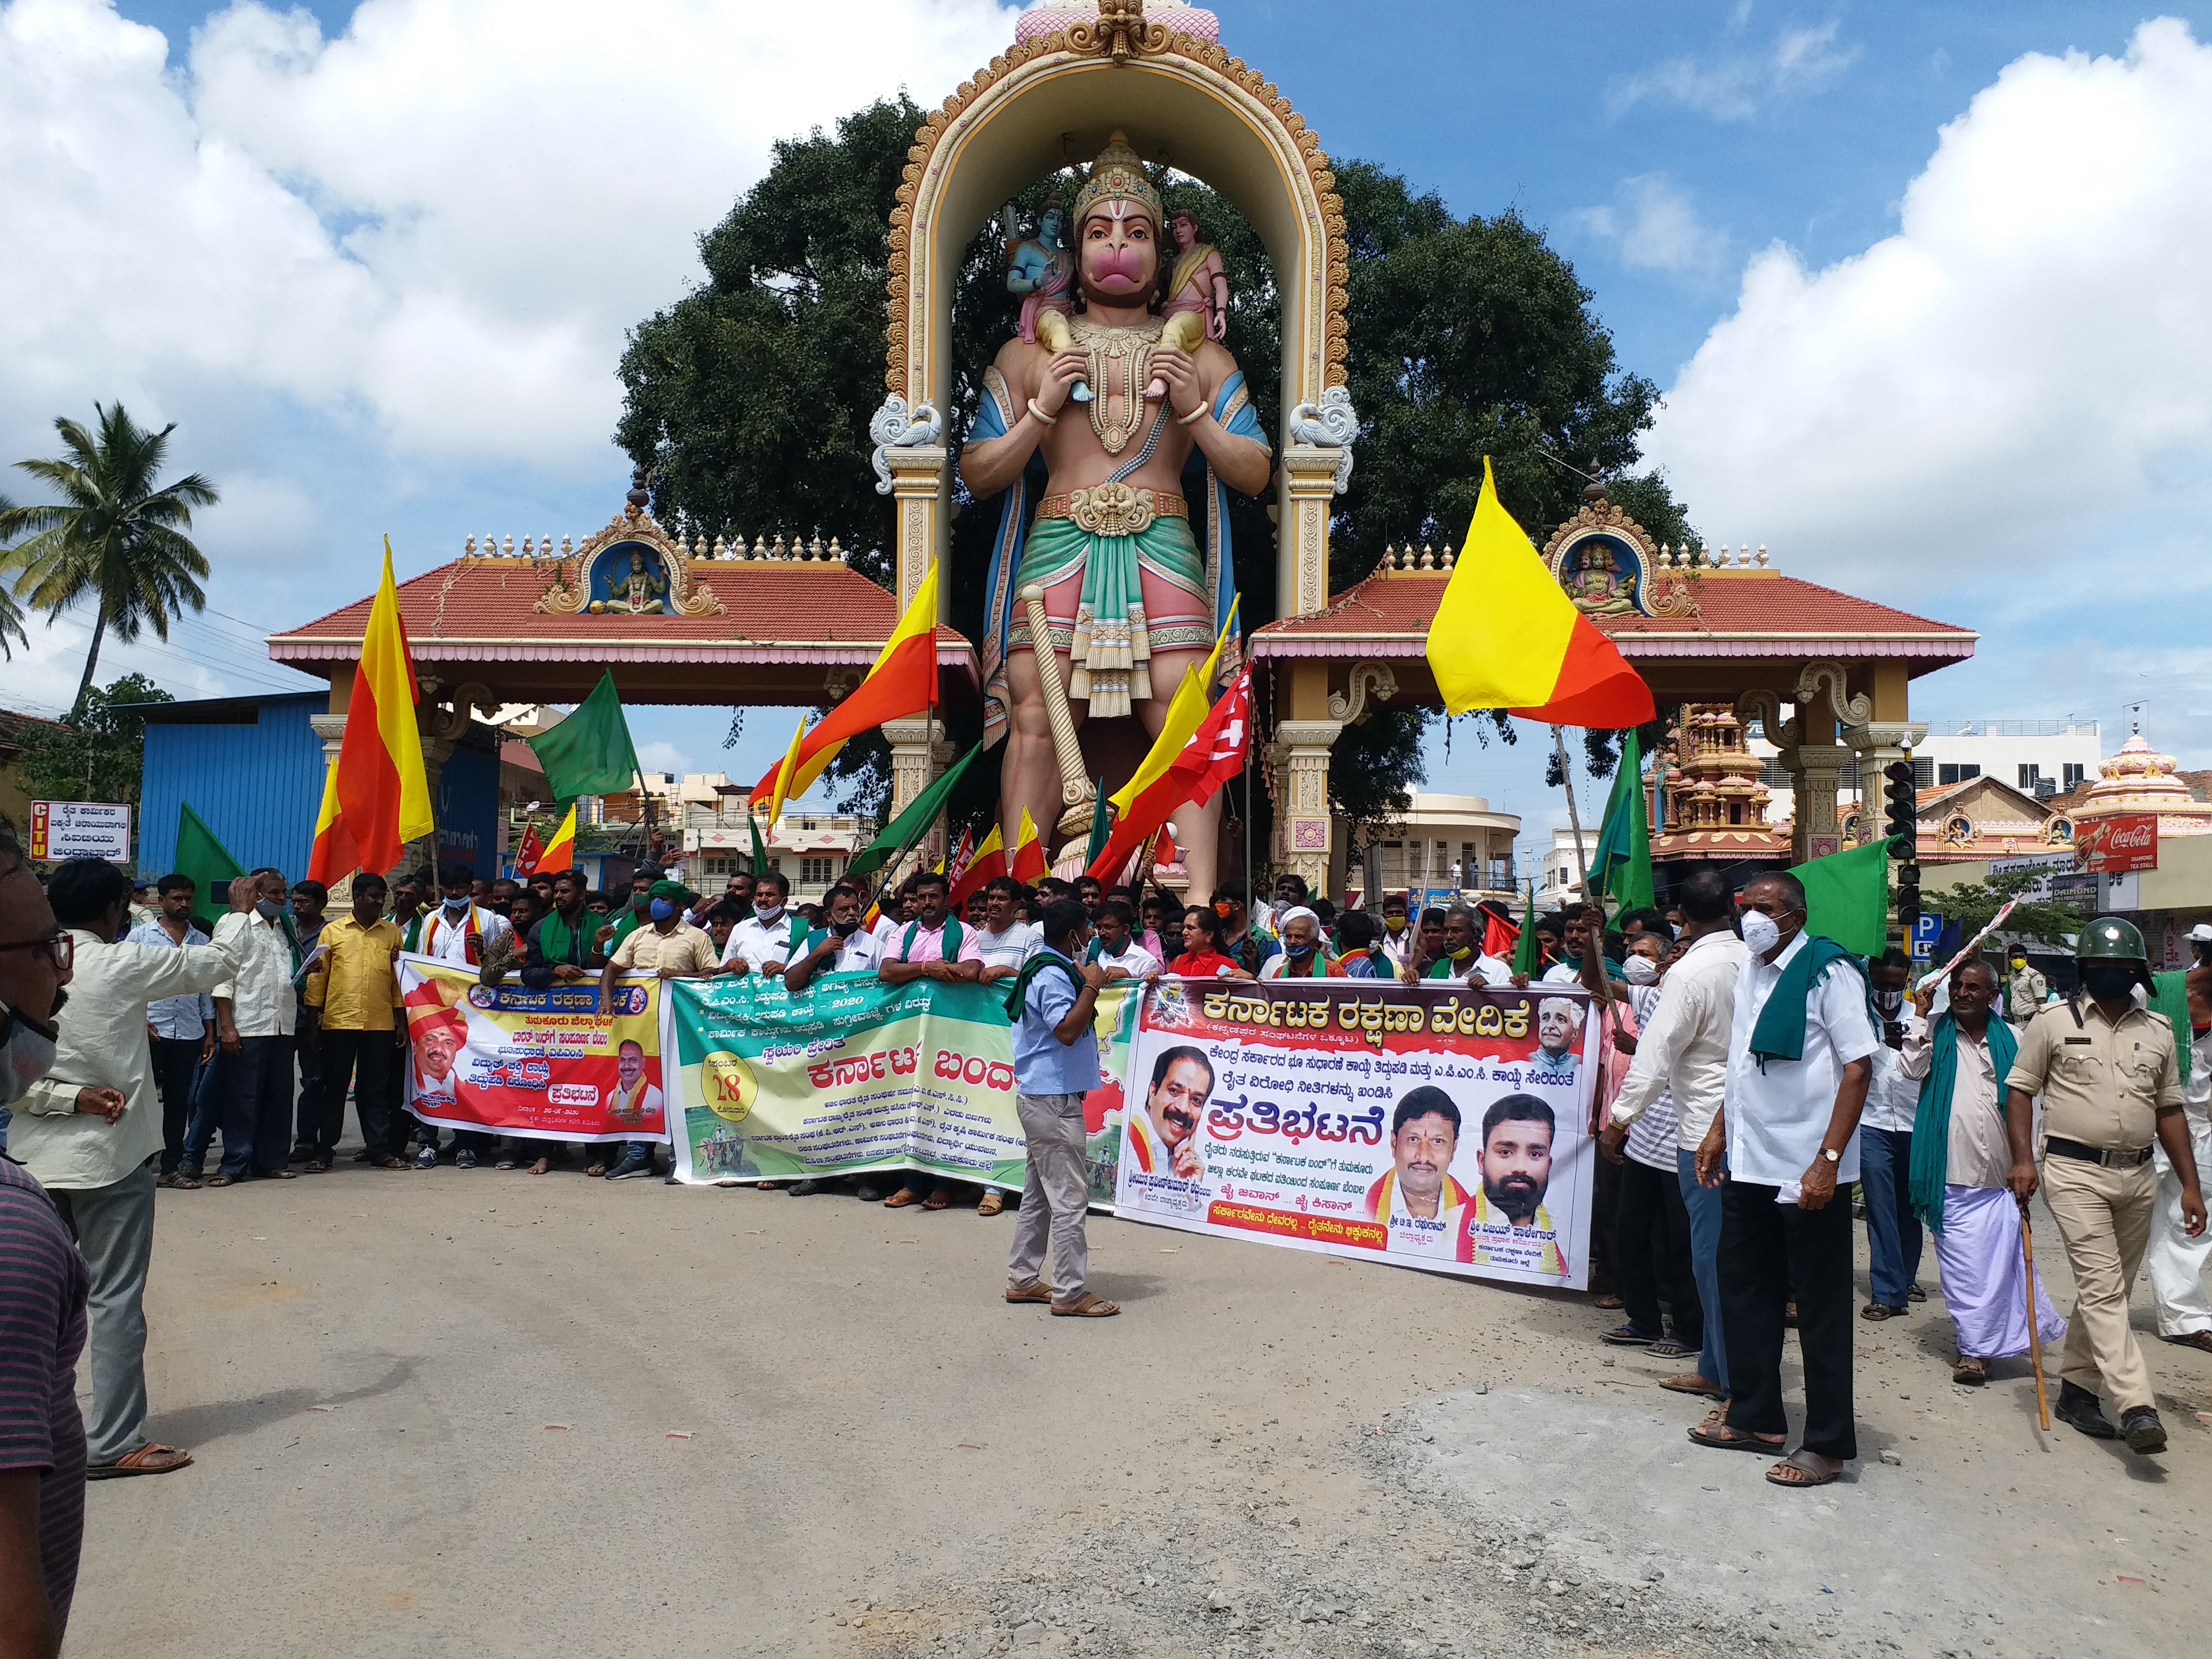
[1077,203,1159,306]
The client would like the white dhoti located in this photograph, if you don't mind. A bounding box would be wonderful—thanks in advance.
[1933,1185,2067,1359]
[2148,1102,2212,1338]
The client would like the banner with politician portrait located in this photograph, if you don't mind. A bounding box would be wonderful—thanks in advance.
[1114,978,1600,1289]
[398,954,670,1143]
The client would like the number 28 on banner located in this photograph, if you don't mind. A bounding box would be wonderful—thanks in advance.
[700,1050,758,1123]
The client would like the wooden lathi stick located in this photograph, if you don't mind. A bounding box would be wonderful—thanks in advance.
[2018,1193,2052,1431]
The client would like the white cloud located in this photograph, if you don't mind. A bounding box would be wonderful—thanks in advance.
[634,740,695,778]
[0,0,1023,472]
[1616,19,1857,121]
[1645,20,2212,761]
[1565,175,1727,278]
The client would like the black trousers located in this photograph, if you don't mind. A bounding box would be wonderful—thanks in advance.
[1618,1155,1699,1347]
[290,1008,322,1155]
[219,1035,296,1178]
[1721,1178,1857,1461]
[1589,1146,1624,1293]
[313,1028,397,1160]
[150,1036,202,1175]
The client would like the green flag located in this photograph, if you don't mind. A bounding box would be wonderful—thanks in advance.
[175,801,244,908]
[749,808,769,875]
[1510,879,1540,978]
[1789,839,1893,958]
[1588,727,1654,914]
[844,744,982,884]
[1084,779,1112,868]
[528,670,642,802]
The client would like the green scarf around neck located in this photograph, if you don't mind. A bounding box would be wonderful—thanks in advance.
[1746,934,1870,1072]
[1003,947,1084,1021]
[1908,1011,2018,1234]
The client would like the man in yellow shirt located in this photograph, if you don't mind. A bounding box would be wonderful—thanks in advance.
[300,874,406,1172]
[595,881,714,1181]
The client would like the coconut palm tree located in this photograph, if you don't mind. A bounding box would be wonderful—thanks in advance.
[0,494,26,661]
[0,405,217,718]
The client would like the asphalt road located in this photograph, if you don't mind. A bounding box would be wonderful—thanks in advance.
[65,1160,2212,1659]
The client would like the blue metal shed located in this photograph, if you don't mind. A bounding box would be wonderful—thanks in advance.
[138,694,325,878]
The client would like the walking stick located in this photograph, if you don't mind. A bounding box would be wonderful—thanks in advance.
[2017,1193,2051,1431]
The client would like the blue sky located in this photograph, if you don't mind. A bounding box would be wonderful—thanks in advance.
[5,0,2209,858]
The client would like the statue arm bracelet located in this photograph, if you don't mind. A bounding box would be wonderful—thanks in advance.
[1026,398,1059,427]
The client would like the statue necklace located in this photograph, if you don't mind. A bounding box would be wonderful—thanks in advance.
[1070,314,1164,455]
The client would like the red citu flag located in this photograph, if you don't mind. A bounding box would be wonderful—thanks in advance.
[1086,668,1252,882]
[511,820,546,878]
[946,825,976,889]
[1010,807,1048,884]
[1480,902,1520,961]
[949,823,1007,909]
[750,563,940,814]
[333,539,436,877]
[305,761,359,889]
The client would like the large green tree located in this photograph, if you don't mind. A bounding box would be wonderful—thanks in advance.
[0,405,216,719]
[614,106,1695,845]
[12,673,171,809]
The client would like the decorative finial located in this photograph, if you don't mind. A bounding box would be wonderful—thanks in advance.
[626,464,650,517]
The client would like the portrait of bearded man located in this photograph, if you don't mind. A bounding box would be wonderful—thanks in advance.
[961,132,1272,901]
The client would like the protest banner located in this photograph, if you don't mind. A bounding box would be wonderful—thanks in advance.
[1114,977,1599,1289]
[399,955,670,1142]
[663,970,1146,1197]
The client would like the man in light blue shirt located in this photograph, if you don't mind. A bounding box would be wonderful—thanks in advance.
[1004,898,1117,1317]
[124,875,215,1186]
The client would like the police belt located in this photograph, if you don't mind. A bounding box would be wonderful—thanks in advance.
[1035,484,1187,538]
[2045,1136,2154,1169]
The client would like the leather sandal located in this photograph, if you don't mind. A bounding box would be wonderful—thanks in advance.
[1765,1448,1843,1488]
[1050,1292,1121,1318]
[922,1189,951,1211]
[88,1442,193,1479]
[883,1189,921,1208]
[976,1191,1005,1217]
[1952,1355,1987,1385]
[2163,1330,2212,1354]
[1005,1281,1054,1304]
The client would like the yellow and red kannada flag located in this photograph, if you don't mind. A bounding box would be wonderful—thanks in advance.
[1010,807,1047,884]
[333,539,436,877]
[305,761,359,888]
[536,802,578,873]
[1426,458,1654,728]
[948,822,1006,909]
[751,562,940,814]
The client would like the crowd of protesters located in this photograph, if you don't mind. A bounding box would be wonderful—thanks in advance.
[2,819,2209,1644]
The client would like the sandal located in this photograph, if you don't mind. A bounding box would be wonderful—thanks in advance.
[1595,1294,1625,1310]
[1050,1291,1121,1318]
[87,1441,193,1479]
[1646,1338,1695,1360]
[156,1172,179,1189]
[205,1175,235,1188]
[1907,1284,1927,1302]
[1952,1356,1987,1386]
[304,1160,328,1175]
[1688,1420,1786,1454]
[376,1157,408,1171]
[883,1189,921,1209]
[922,1190,951,1211]
[1005,1280,1054,1304]
[1765,1448,1843,1488]
[1602,1323,1662,1346]
[169,1172,202,1190]
[1659,1373,1725,1397]
[1861,1303,1906,1321]
[585,1161,609,1178]
[976,1191,1005,1217]
[2163,1330,2212,1354]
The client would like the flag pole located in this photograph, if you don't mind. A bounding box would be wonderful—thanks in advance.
[1552,724,1595,907]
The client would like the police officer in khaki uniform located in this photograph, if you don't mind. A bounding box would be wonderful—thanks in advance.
[2006,947,2047,1022]
[2004,917,2205,1453]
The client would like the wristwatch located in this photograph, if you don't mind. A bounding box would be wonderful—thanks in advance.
[1820,1148,1842,1165]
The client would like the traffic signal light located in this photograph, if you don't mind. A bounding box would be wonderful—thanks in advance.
[1883,760,1917,850]
[1895,869,1921,934]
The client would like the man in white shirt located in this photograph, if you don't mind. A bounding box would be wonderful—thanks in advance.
[1857,950,1923,1319]
[1604,868,1747,1398]
[721,868,812,979]
[1405,904,1510,986]
[407,861,513,1168]
[971,877,1041,984]
[13,857,238,1478]
[210,867,307,1184]
[1088,898,1158,980]
[1377,892,1415,968]
[1689,870,1875,1489]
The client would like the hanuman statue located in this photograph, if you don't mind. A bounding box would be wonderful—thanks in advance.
[962,133,1271,897]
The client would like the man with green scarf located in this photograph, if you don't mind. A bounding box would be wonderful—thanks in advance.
[1899,958,2061,1386]
[1689,871,1875,1489]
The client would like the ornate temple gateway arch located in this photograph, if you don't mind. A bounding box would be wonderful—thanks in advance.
[878,0,1353,624]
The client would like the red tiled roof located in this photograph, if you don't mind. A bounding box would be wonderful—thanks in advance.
[1250,568,1976,662]
[269,556,977,673]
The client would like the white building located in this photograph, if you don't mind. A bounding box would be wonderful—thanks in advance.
[681,795,864,906]
[1911,720,2102,797]
[1533,828,1603,911]
[1354,793,1519,909]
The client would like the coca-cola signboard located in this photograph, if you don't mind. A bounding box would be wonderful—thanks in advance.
[2078,813,2159,874]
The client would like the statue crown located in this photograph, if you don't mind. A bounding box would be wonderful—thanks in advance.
[1073,131,1164,229]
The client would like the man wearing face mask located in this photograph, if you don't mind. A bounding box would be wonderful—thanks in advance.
[1856,950,1925,1321]
[207,868,306,1186]
[2146,923,2212,1353]
[2004,917,2201,1453]
[2006,948,2048,1023]
[14,856,241,1481]
[1407,904,1511,987]
[407,862,512,1169]
[719,869,810,981]
[597,881,715,1181]
[1689,872,1875,1490]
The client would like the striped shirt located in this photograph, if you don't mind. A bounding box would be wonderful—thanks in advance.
[0,1157,89,1630]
